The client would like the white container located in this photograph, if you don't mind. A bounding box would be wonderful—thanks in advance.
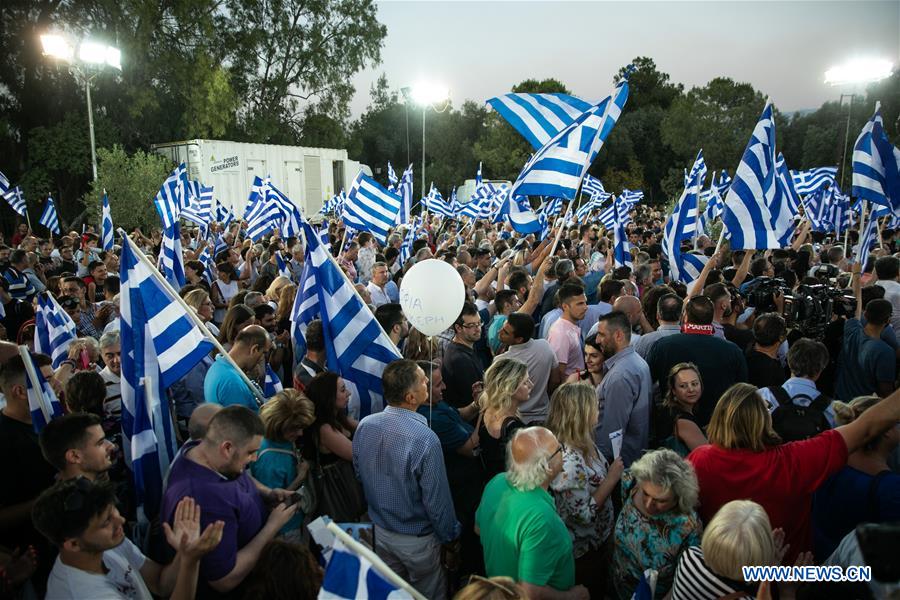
[151,139,371,218]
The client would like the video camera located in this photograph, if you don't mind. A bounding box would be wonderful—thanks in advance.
[743,277,856,339]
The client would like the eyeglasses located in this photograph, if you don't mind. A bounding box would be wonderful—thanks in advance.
[549,443,565,460]
[461,322,482,330]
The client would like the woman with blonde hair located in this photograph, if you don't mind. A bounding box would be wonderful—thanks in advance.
[671,500,784,599]
[546,382,623,598]
[265,276,292,303]
[611,448,702,599]
[184,288,219,337]
[252,389,316,538]
[477,358,533,478]
[689,382,900,564]
[655,362,707,456]
[453,576,526,600]
[813,395,900,560]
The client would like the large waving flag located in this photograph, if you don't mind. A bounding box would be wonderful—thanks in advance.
[395,165,414,225]
[22,349,64,434]
[213,199,235,227]
[300,221,402,418]
[157,222,186,289]
[319,536,416,600]
[495,194,542,235]
[853,205,878,266]
[290,258,319,361]
[486,92,593,150]
[510,71,630,200]
[612,196,632,268]
[39,196,60,235]
[791,166,837,195]
[244,176,282,240]
[4,186,27,218]
[343,172,402,245]
[267,181,305,238]
[154,163,191,229]
[582,174,607,199]
[34,292,77,368]
[322,190,346,215]
[181,182,213,235]
[120,235,215,522]
[423,184,455,217]
[852,102,900,216]
[101,192,114,251]
[663,186,704,283]
[721,101,795,249]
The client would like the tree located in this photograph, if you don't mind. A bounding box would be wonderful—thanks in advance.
[87,146,174,230]
[615,57,683,111]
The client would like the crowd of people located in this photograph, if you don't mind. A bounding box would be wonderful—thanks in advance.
[1,204,899,600]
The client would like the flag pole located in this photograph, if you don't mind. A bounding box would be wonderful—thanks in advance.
[117,229,267,404]
[324,522,427,600]
[548,202,573,258]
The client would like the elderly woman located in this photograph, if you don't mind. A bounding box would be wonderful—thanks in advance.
[546,382,623,598]
[610,448,702,599]
[184,288,219,337]
[813,395,900,560]
[655,362,707,456]
[477,358,534,478]
[688,383,900,563]
[670,500,783,599]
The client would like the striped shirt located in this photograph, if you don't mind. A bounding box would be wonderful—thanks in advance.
[670,546,754,600]
[99,367,121,421]
[3,267,35,300]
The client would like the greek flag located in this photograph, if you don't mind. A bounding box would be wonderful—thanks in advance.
[276,251,292,280]
[120,235,215,522]
[663,186,703,283]
[853,205,878,266]
[540,197,563,217]
[34,292,77,369]
[496,194,542,235]
[300,221,402,418]
[181,183,213,235]
[24,351,64,434]
[511,73,630,200]
[620,189,644,208]
[775,155,802,216]
[684,150,708,189]
[343,171,402,245]
[397,219,418,268]
[39,196,60,235]
[462,183,506,219]
[700,171,730,232]
[214,200,235,227]
[582,174,607,199]
[803,186,833,232]
[3,186,27,218]
[612,196,632,268]
[424,184,455,217]
[396,165,413,225]
[153,163,191,230]
[244,176,282,241]
[198,246,215,284]
[213,233,229,259]
[721,101,793,249]
[829,185,852,235]
[852,102,900,216]
[791,166,837,195]
[157,222,186,289]
[322,190,346,215]
[290,258,319,360]
[0,170,9,196]
[575,194,607,223]
[769,154,799,246]
[475,162,483,187]
[267,181,304,238]
[101,192,114,250]
[319,537,412,600]
[486,92,593,150]
[596,200,618,230]
[386,162,398,191]
[263,363,284,397]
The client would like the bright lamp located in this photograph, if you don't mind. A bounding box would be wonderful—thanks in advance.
[825,59,893,86]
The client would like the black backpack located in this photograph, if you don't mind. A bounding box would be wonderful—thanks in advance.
[767,386,832,442]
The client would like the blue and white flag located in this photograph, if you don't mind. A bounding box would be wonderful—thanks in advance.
[322,190,346,215]
[213,233,229,260]
[495,195,542,235]
[663,186,704,283]
[39,196,60,235]
[3,185,27,218]
[612,196,632,269]
[775,154,802,216]
[34,292,77,369]
[620,189,644,209]
[300,222,402,418]
[23,351,64,434]
[397,219,418,269]
[829,185,852,235]
[213,199,235,227]
[157,222,186,289]
[853,205,879,266]
[395,165,414,225]
[386,162,399,191]
[120,235,215,522]
[153,163,191,230]
[319,538,413,600]
[852,102,900,216]
[343,172,402,245]
[101,192,114,250]
[290,258,320,361]
[791,166,837,195]
[486,92,593,150]
[0,170,9,197]
[803,185,833,232]
[475,161,483,187]
[575,194,607,223]
[700,171,730,232]
[511,73,630,200]
[721,101,794,249]
[582,174,607,199]
[540,197,563,217]
[684,150,708,190]
[263,363,284,397]
[275,251,292,280]
[197,246,215,284]
[423,184,455,217]
[267,181,305,238]
[244,176,282,241]
[181,183,213,235]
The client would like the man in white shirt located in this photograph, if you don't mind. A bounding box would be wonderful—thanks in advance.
[874,256,900,336]
[99,331,122,422]
[366,262,392,308]
[33,478,224,600]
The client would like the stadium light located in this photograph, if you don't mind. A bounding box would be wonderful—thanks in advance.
[41,33,123,181]
[825,58,893,86]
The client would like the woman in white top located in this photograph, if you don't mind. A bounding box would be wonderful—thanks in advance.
[210,262,239,326]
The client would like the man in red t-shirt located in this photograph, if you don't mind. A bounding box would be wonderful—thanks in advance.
[689,378,900,562]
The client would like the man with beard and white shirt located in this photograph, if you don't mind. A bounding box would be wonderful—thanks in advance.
[39,413,116,482]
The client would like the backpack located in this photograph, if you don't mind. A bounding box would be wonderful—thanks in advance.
[767,386,831,442]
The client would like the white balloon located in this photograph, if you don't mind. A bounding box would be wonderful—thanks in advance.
[399,259,466,336]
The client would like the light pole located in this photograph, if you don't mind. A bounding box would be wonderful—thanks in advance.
[41,35,122,182]
[410,83,450,202]
[824,58,893,190]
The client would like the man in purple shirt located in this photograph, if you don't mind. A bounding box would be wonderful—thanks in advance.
[161,406,296,598]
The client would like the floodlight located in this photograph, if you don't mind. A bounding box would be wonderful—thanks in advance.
[825,59,893,86]
[40,34,74,62]
[410,82,450,106]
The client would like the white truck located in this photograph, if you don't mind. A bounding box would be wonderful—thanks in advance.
[151,139,371,217]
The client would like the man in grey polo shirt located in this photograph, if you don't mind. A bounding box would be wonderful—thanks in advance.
[634,293,683,359]
[594,311,652,466]
[499,312,560,424]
